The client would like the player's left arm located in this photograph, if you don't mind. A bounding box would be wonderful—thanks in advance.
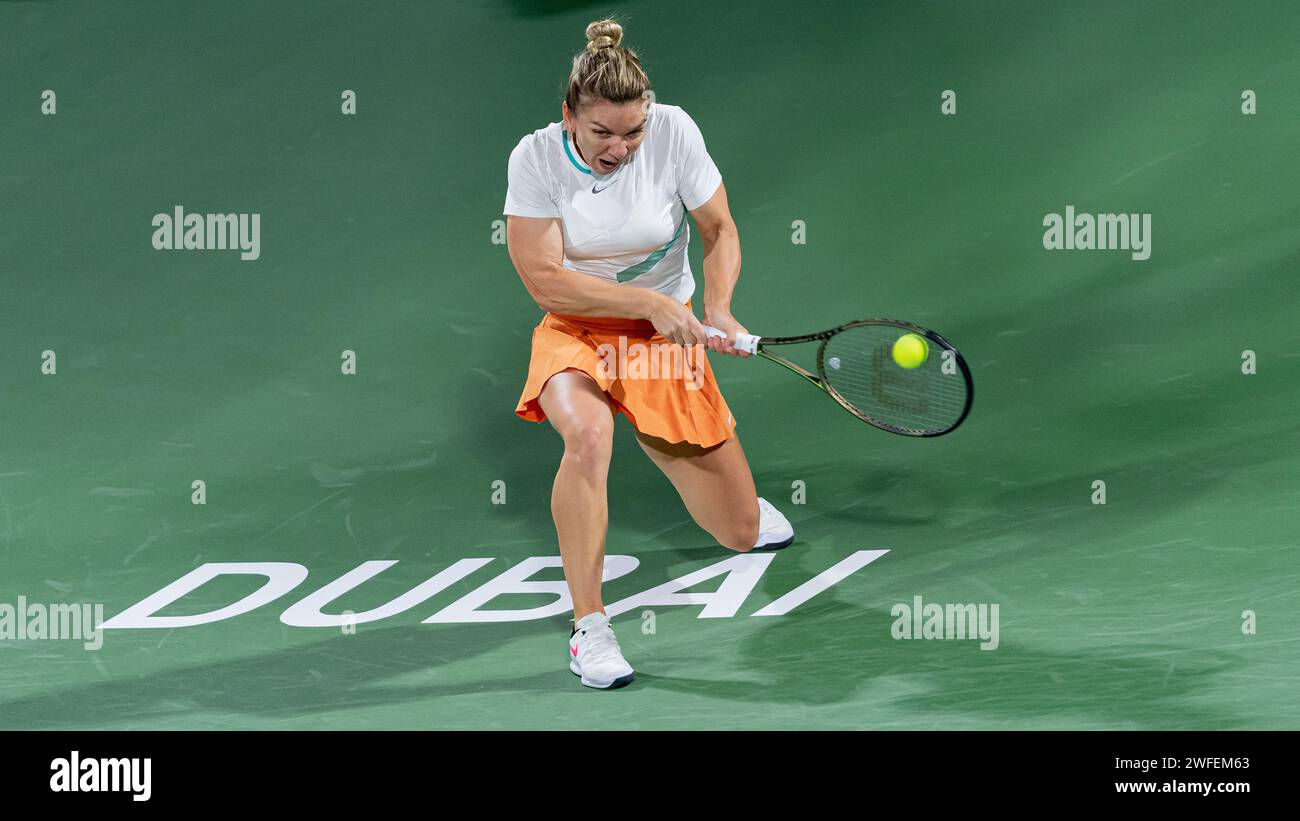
[690,182,750,356]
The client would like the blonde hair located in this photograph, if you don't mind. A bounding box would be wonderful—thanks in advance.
[565,18,652,115]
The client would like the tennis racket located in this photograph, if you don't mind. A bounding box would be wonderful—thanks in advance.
[703,319,973,437]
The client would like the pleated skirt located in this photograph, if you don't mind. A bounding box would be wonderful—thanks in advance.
[514,300,737,448]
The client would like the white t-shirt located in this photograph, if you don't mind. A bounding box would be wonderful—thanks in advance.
[503,102,723,304]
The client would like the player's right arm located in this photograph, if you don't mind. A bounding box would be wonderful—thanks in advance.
[506,215,705,345]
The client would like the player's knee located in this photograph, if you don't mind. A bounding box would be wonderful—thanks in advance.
[718,534,755,553]
[562,422,612,468]
[716,510,760,553]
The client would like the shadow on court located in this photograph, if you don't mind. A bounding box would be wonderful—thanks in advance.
[0,343,1283,729]
[0,584,1249,729]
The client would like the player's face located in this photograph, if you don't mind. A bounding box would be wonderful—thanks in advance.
[564,96,650,173]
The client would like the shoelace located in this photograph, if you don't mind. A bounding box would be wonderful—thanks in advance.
[757,499,781,537]
[578,625,624,665]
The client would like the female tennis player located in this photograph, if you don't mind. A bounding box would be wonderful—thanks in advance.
[503,19,794,690]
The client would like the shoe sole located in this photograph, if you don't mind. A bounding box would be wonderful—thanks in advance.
[571,660,635,689]
[752,534,795,551]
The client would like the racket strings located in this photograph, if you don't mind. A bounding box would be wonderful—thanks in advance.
[820,326,969,433]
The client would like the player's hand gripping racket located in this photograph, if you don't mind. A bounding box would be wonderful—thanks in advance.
[703,319,973,437]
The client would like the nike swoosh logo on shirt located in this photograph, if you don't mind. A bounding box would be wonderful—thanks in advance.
[592,181,617,193]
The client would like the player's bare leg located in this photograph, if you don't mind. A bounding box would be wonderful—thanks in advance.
[537,369,617,625]
[633,431,761,550]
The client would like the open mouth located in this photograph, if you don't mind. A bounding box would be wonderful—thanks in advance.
[599,158,619,171]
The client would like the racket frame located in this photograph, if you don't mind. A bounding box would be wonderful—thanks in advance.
[749,318,974,437]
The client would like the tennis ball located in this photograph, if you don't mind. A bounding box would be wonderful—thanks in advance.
[891,333,929,369]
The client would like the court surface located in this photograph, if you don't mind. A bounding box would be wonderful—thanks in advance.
[1,0,1297,729]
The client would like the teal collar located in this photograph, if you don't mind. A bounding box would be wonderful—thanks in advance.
[562,129,592,175]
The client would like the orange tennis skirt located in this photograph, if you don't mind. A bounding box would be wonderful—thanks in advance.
[515,300,738,448]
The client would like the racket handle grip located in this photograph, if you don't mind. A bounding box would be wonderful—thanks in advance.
[703,325,760,355]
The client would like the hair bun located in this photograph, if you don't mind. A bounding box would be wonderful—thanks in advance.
[585,20,623,51]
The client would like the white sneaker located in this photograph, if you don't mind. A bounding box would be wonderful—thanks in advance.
[753,497,795,550]
[569,611,635,689]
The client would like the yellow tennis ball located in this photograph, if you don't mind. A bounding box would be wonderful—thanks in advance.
[891,333,929,369]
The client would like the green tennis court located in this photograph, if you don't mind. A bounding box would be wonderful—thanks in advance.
[1,0,1297,729]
